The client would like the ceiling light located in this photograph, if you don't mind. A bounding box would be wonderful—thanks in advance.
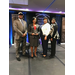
[25,9,29,11]
[9,7,65,14]
[59,11,62,13]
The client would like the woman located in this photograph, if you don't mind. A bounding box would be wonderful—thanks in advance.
[28,17,40,58]
[40,17,51,58]
[49,18,59,58]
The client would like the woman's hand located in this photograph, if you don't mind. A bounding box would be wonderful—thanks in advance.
[36,33,38,35]
[44,36,47,40]
[51,38,53,41]
[32,33,35,35]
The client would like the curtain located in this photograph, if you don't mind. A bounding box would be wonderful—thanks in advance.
[23,12,29,42]
[56,14,62,44]
[9,11,14,45]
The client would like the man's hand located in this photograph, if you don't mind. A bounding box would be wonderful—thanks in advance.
[32,33,35,35]
[44,36,47,40]
[36,33,38,35]
[22,33,26,37]
[51,38,53,41]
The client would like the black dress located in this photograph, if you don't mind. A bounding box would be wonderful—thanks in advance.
[28,24,40,47]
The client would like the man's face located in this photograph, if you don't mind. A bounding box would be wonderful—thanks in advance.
[44,19,47,24]
[51,19,55,23]
[18,15,23,19]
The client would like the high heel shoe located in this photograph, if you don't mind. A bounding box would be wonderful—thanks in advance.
[31,55,34,58]
[42,55,46,58]
[31,56,33,58]
[34,53,37,57]
[34,55,37,57]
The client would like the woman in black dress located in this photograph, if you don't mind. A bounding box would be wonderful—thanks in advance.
[28,17,40,58]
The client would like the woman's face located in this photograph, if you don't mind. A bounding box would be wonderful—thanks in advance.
[51,19,56,23]
[43,19,47,24]
[33,18,36,23]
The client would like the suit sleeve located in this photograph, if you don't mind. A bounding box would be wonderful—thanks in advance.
[51,24,58,38]
[28,24,32,35]
[24,22,27,35]
[37,25,40,35]
[13,20,23,36]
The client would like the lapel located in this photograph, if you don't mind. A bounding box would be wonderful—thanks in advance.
[18,19,26,30]
[31,24,38,28]
[31,24,34,28]
[18,19,23,27]
[22,20,25,29]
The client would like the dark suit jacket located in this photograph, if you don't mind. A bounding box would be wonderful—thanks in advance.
[51,23,58,38]
[28,24,40,39]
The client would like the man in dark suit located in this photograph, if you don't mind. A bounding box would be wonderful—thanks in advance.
[13,12,27,61]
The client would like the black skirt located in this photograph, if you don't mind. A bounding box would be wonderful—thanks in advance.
[29,35,39,47]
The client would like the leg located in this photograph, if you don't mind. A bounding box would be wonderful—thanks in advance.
[41,37,44,53]
[15,40,21,61]
[16,40,20,58]
[51,40,54,56]
[42,39,44,54]
[30,46,33,57]
[41,35,45,55]
[50,39,56,57]
[22,37,26,55]
[34,47,37,56]
[41,35,43,54]
[53,39,56,56]
[43,39,48,57]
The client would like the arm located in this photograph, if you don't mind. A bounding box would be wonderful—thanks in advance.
[40,28,43,37]
[51,24,58,38]
[24,22,27,35]
[28,24,32,35]
[13,20,23,36]
[37,26,41,35]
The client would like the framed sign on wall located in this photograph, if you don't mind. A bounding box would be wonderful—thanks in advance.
[12,14,18,44]
[61,17,65,43]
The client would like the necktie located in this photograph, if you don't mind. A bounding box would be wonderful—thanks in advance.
[21,19,24,26]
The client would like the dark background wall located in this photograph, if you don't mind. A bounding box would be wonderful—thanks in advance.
[9,10,65,46]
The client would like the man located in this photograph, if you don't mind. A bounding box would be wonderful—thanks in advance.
[40,17,51,58]
[13,12,27,61]
[49,18,59,58]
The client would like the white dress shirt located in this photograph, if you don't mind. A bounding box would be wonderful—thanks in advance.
[41,23,51,36]
[19,18,22,22]
[19,18,24,26]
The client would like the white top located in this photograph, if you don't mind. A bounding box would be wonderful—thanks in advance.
[41,23,51,36]
[19,18,23,22]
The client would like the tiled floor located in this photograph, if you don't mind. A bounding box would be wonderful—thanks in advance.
[9,44,65,75]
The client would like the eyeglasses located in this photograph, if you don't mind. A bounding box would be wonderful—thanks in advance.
[34,20,36,21]
[44,20,47,21]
